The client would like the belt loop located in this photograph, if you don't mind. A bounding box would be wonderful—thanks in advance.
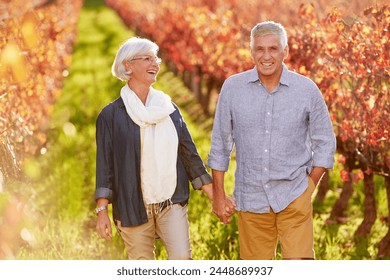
[146,204,153,216]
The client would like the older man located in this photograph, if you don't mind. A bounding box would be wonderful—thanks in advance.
[208,21,336,260]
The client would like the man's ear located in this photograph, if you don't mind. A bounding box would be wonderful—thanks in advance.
[283,45,289,59]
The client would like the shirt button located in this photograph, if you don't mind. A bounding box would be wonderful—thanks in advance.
[264,149,268,153]
[267,112,271,115]
[264,167,268,171]
[265,184,269,188]
[266,130,269,134]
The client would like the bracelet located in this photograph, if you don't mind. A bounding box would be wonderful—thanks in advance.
[95,205,108,215]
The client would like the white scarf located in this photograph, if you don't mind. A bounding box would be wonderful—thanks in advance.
[120,84,178,204]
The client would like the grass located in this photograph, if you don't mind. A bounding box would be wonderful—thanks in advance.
[3,0,388,260]
[312,173,388,260]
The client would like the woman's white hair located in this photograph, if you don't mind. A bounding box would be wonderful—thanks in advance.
[111,37,159,81]
[250,21,288,50]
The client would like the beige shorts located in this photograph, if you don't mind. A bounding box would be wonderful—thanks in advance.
[116,203,191,260]
[238,176,316,259]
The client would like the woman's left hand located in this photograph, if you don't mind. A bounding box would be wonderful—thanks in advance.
[96,210,112,240]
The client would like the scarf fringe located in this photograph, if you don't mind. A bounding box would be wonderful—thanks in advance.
[146,198,173,216]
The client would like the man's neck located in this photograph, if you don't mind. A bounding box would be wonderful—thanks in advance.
[259,74,281,93]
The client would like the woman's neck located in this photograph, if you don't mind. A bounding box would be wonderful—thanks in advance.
[127,81,150,105]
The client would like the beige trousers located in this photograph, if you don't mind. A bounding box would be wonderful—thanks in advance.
[116,204,192,260]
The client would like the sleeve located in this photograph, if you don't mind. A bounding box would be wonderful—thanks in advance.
[94,110,114,202]
[309,87,337,169]
[207,80,235,171]
[175,106,212,190]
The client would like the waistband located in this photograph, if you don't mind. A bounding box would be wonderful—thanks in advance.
[146,198,173,215]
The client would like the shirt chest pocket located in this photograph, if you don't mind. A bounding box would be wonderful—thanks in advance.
[276,108,309,136]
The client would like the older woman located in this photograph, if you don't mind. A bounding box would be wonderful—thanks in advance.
[94,37,235,260]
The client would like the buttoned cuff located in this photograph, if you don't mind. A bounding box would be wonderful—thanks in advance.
[313,154,335,170]
[94,187,113,202]
[207,158,230,172]
[191,173,212,190]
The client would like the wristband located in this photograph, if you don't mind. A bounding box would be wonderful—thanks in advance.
[95,205,108,215]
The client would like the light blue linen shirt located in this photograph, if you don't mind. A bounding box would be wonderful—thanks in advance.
[208,64,336,213]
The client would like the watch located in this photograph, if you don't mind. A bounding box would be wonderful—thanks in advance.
[95,205,108,215]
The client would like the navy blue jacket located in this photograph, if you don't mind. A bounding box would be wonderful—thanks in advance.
[95,97,211,227]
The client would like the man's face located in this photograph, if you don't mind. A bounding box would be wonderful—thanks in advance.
[251,34,288,80]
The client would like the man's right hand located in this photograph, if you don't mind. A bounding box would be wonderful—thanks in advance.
[213,195,236,224]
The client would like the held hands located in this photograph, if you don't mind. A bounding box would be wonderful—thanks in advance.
[202,183,236,224]
[212,195,236,224]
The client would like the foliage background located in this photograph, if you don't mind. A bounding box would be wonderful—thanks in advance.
[0,0,388,260]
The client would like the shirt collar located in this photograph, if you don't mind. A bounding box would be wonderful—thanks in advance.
[247,63,290,87]
[279,63,290,87]
[247,67,260,83]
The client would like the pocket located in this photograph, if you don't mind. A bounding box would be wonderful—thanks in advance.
[115,220,122,234]
[307,176,316,194]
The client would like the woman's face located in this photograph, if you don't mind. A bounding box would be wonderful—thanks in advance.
[125,53,161,86]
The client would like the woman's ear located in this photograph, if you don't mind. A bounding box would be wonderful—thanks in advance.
[123,60,132,74]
